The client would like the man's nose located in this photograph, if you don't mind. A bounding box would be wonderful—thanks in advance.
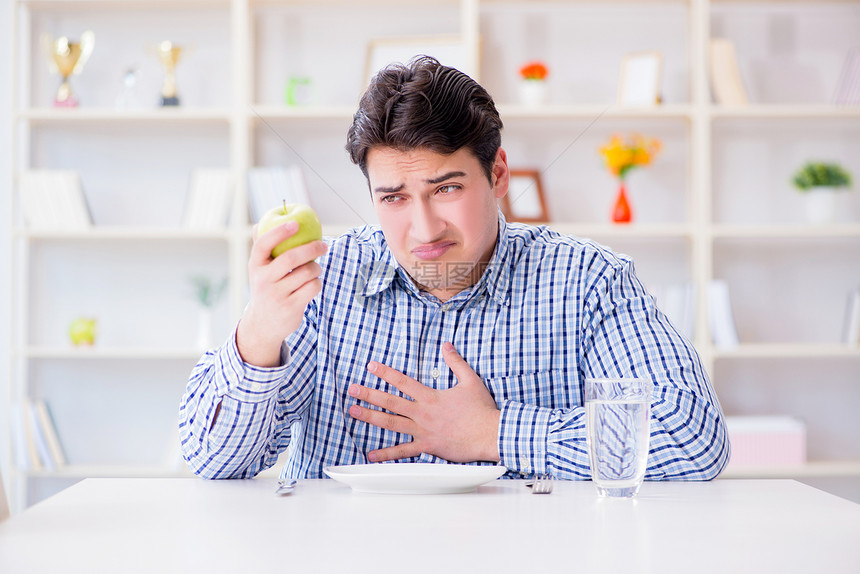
[410,199,446,242]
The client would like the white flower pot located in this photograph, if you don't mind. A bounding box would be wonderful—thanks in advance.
[518,81,548,107]
[803,187,838,224]
[197,307,213,350]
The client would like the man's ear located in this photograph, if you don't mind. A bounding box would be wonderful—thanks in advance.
[491,148,510,199]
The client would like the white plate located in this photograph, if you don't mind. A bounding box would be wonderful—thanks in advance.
[323,463,508,494]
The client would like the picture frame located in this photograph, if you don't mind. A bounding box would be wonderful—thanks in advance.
[500,169,548,223]
[364,35,469,88]
[617,51,663,106]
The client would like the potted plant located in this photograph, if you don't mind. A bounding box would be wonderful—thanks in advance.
[190,275,227,349]
[792,162,853,224]
[518,61,549,107]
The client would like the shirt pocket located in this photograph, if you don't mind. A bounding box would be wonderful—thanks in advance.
[483,370,571,409]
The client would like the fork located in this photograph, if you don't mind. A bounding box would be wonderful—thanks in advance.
[527,474,553,494]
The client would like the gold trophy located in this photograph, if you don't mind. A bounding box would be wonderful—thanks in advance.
[44,31,95,107]
[155,41,183,106]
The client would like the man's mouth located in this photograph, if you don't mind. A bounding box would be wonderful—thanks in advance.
[411,241,456,260]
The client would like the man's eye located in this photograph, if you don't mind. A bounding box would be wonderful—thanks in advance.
[380,195,402,204]
[438,185,459,194]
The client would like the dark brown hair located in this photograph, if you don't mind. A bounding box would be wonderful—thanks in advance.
[346,56,503,183]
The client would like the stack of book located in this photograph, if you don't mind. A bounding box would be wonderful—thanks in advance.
[10,399,67,472]
[844,287,860,345]
[18,170,93,230]
[182,169,234,230]
[247,166,310,224]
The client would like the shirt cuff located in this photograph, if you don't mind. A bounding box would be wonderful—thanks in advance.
[497,400,551,475]
[213,327,291,404]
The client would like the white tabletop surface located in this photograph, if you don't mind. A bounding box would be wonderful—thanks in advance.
[1,477,859,573]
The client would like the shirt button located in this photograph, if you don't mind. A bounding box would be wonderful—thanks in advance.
[441,304,451,312]
[430,367,441,380]
[520,456,530,471]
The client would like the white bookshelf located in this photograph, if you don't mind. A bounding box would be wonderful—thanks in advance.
[7,0,860,512]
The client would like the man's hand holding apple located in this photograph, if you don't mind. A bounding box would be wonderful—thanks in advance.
[237,204,327,368]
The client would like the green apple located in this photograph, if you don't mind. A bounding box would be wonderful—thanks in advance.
[258,201,323,258]
[69,317,97,346]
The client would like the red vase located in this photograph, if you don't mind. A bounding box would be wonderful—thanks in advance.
[612,180,632,223]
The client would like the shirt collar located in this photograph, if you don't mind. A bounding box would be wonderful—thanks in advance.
[361,211,514,306]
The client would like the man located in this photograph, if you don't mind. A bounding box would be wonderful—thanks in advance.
[179,56,729,481]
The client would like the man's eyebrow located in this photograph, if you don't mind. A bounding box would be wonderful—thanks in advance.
[426,171,467,185]
[372,183,405,194]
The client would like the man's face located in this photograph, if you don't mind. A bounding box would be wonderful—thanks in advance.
[366,146,509,302]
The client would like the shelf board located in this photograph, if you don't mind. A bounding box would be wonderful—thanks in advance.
[497,103,693,120]
[249,105,356,121]
[19,108,232,124]
[711,224,860,239]
[545,222,693,239]
[710,105,860,120]
[24,465,195,479]
[713,343,860,360]
[19,0,230,11]
[17,226,232,240]
[24,463,280,479]
[720,461,860,479]
[18,347,208,360]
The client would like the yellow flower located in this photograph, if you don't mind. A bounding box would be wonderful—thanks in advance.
[599,134,661,180]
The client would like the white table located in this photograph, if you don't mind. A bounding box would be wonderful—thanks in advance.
[1,477,859,573]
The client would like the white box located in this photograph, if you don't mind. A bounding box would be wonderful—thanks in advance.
[726,416,807,468]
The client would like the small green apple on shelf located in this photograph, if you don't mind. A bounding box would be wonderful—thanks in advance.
[257,201,322,258]
[69,317,97,346]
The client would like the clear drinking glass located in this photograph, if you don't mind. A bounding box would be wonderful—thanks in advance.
[585,377,652,498]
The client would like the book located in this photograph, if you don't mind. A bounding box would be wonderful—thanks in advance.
[247,166,311,224]
[843,287,860,345]
[183,169,234,230]
[708,280,739,349]
[18,399,44,471]
[653,282,696,341]
[709,38,749,106]
[33,399,67,468]
[833,48,860,106]
[27,400,56,471]
[10,402,31,471]
[19,170,93,231]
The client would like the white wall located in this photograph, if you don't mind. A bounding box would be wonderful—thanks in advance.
[1,0,13,499]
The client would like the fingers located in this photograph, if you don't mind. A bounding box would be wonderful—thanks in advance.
[348,403,414,436]
[367,443,422,463]
[348,383,415,417]
[366,361,430,401]
[250,221,298,266]
[250,222,328,270]
[441,342,478,384]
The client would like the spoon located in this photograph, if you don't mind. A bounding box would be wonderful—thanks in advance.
[275,479,297,495]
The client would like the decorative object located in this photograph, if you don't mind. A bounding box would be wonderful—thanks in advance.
[710,38,748,106]
[155,41,183,106]
[791,162,853,224]
[617,51,662,107]
[499,169,548,223]
[599,134,662,223]
[115,67,141,109]
[518,61,549,107]
[365,35,469,89]
[190,276,227,349]
[44,31,95,107]
[285,75,313,106]
[833,48,860,106]
[68,317,97,346]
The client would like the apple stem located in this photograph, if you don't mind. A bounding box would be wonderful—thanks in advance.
[283,199,287,211]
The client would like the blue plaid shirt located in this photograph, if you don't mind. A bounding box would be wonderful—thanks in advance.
[179,216,729,480]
